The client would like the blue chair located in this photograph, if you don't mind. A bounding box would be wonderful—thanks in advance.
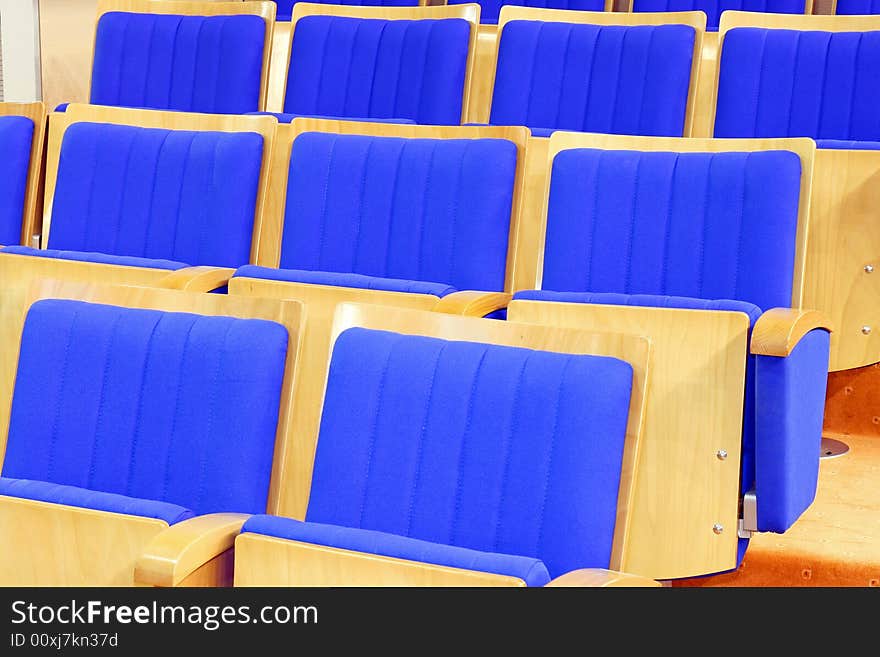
[487,7,705,137]
[508,132,831,578]
[0,103,45,247]
[279,4,479,124]
[630,0,809,32]
[450,0,609,26]
[0,287,303,586]
[0,104,275,284]
[88,0,274,113]
[272,0,423,22]
[233,306,657,586]
[835,0,880,13]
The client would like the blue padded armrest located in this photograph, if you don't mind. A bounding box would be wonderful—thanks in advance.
[753,328,831,533]
[248,112,415,125]
[234,265,458,297]
[512,290,764,326]
[0,115,35,245]
[241,515,552,586]
[1,245,189,271]
[816,139,880,151]
[0,477,194,525]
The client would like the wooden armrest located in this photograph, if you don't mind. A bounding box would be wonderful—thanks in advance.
[156,266,235,292]
[433,291,511,317]
[134,513,249,587]
[545,568,661,587]
[750,308,834,357]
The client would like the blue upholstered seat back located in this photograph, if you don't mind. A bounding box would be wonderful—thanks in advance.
[279,132,517,292]
[307,328,634,577]
[2,300,289,516]
[714,28,880,140]
[448,0,606,26]
[273,1,420,22]
[0,116,35,245]
[91,12,266,114]
[284,16,471,124]
[542,148,802,312]
[835,0,880,13]
[47,122,264,268]
[631,0,805,31]
[490,21,695,136]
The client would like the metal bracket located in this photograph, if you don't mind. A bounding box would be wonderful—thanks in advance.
[737,489,757,539]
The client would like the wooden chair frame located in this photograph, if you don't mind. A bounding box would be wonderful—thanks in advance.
[0,102,47,248]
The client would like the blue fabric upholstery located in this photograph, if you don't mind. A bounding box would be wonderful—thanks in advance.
[835,0,880,13]
[272,0,420,22]
[233,266,457,297]
[449,0,605,25]
[284,16,471,125]
[512,291,763,326]
[241,516,552,585]
[541,148,802,313]
[490,21,695,137]
[0,478,194,525]
[714,27,880,140]
[46,122,263,269]
[2,299,289,518]
[0,116,34,245]
[631,0,806,31]
[754,329,830,532]
[91,12,265,114]
[816,139,880,151]
[277,132,516,292]
[0,246,188,271]
[303,327,634,580]
[249,112,415,124]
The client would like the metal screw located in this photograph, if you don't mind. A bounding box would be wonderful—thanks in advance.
[716,449,728,461]
[863,326,872,335]
[713,524,724,535]
[866,265,874,274]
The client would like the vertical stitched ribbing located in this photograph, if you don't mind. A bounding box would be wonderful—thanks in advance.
[751,31,769,137]
[449,346,490,546]
[536,357,572,555]
[404,342,447,537]
[110,15,132,103]
[159,316,199,502]
[579,27,601,132]
[845,33,864,140]
[312,19,334,112]
[141,18,158,106]
[582,151,603,292]
[389,23,407,120]
[165,17,184,108]
[356,337,399,528]
[365,22,388,118]
[732,153,751,300]
[491,353,530,551]
[188,18,208,111]
[785,32,802,138]
[524,22,547,127]
[86,312,123,491]
[383,140,407,277]
[71,131,102,250]
[413,23,434,123]
[124,314,163,496]
[193,320,234,513]
[340,19,361,115]
[109,131,139,255]
[607,28,629,134]
[814,33,834,139]
[622,154,642,293]
[415,141,438,281]
[142,131,172,258]
[553,25,574,130]
[167,132,198,263]
[45,309,78,483]
[211,18,231,112]
[446,141,469,287]
[191,135,220,265]
[696,154,713,297]
[315,135,339,271]
[659,154,680,294]
[634,28,656,135]
[351,139,374,272]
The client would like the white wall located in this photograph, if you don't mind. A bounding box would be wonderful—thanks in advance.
[0,0,41,102]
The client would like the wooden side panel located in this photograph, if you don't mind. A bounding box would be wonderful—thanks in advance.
[0,102,47,246]
[0,496,167,586]
[38,0,97,112]
[234,533,526,586]
[508,299,750,580]
[691,31,719,139]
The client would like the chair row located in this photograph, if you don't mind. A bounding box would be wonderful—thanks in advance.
[0,105,832,583]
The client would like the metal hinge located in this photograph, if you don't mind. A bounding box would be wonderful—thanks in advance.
[737,489,757,539]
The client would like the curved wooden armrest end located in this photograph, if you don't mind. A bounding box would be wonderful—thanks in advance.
[433,291,512,317]
[751,308,834,357]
